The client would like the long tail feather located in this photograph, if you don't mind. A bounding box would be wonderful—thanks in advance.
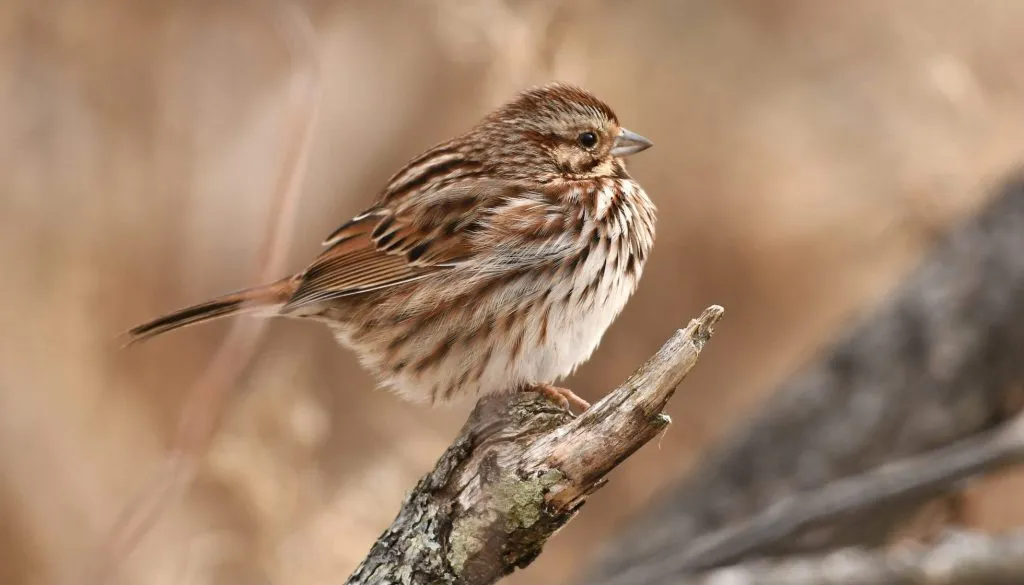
[124,277,298,345]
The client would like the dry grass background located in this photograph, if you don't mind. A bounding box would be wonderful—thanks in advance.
[3,1,1024,584]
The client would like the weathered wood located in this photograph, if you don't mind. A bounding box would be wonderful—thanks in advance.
[345,306,725,585]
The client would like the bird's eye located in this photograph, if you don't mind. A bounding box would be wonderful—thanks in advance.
[577,131,598,149]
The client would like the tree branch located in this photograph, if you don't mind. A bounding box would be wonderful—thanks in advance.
[605,407,1024,584]
[686,529,1024,585]
[582,169,1024,585]
[344,305,725,585]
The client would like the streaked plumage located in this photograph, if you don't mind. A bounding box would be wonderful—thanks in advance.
[127,82,656,408]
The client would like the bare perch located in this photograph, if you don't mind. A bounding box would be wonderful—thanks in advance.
[344,305,724,585]
[686,529,1024,585]
[610,407,1024,584]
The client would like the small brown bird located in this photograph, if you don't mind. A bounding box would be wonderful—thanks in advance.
[128,82,655,410]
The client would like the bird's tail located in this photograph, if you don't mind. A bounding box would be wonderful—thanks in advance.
[124,276,299,345]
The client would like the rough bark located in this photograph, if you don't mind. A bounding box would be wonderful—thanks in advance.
[345,306,725,585]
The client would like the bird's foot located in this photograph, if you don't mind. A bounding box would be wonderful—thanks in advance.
[532,383,591,413]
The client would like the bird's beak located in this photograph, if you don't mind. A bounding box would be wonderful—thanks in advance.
[610,128,653,158]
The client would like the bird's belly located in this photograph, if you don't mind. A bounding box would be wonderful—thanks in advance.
[328,259,642,404]
[477,271,638,395]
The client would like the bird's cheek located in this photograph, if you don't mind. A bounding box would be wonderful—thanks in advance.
[554,158,575,176]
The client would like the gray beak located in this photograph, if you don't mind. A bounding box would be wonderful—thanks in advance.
[610,128,653,158]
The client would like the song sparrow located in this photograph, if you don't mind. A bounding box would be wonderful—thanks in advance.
[128,82,655,411]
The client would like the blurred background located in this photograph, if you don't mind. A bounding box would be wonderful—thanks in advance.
[4,1,1024,583]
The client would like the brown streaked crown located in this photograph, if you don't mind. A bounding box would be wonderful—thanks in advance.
[468,82,629,182]
[485,82,619,129]
[378,82,640,203]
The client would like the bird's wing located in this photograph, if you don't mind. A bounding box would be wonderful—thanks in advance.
[284,179,576,309]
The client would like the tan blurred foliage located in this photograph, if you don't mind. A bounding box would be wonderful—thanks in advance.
[3,1,1024,584]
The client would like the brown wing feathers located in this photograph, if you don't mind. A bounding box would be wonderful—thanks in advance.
[284,181,509,309]
[128,176,528,339]
[285,243,430,307]
[285,209,453,309]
